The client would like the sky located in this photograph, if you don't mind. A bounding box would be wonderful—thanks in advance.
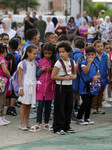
[93,0,112,2]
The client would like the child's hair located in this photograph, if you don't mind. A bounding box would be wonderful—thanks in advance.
[41,42,57,67]
[22,44,37,60]
[56,41,72,53]
[74,39,85,49]
[9,38,19,51]
[14,34,21,40]
[94,40,102,47]
[73,36,85,43]
[1,33,9,39]
[103,41,110,47]
[26,29,39,41]
[45,32,54,39]
[0,43,7,54]
[57,34,69,42]
[86,46,96,54]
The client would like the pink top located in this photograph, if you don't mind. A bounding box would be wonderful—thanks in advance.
[0,55,8,76]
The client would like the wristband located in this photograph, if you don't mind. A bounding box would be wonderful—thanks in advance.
[19,87,23,92]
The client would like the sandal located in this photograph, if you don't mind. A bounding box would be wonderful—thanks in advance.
[30,125,41,132]
[44,124,53,131]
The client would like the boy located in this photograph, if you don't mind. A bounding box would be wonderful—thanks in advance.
[77,46,101,125]
[92,40,111,114]
[45,32,56,45]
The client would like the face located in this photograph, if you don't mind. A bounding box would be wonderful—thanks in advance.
[83,20,86,25]
[47,17,51,22]
[39,15,42,21]
[86,52,96,60]
[47,34,56,45]
[2,35,9,45]
[26,11,30,17]
[58,47,69,61]
[43,50,52,60]
[34,34,39,44]
[2,22,6,29]
[27,48,38,61]
[88,22,92,27]
[95,43,103,55]
[106,18,110,23]
[104,45,110,53]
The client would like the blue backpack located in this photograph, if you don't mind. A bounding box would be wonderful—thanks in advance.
[69,51,84,64]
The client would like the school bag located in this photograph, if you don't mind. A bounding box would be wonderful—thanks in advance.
[58,58,75,93]
[0,75,8,93]
[69,51,84,64]
[79,62,101,95]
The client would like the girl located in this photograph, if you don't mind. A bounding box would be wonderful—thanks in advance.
[51,41,76,135]
[0,43,11,125]
[18,44,38,131]
[30,42,56,132]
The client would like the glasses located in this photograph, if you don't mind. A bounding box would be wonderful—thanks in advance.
[2,39,9,41]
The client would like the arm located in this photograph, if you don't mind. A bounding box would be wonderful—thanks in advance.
[36,66,44,78]
[1,63,11,79]
[18,67,24,97]
[92,71,101,82]
[82,59,93,74]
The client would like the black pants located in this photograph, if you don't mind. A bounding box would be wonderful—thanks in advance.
[53,84,73,132]
[36,98,52,124]
[77,94,93,120]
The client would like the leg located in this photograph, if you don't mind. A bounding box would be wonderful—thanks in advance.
[97,87,105,109]
[44,100,52,124]
[0,92,6,117]
[25,104,31,125]
[20,104,26,125]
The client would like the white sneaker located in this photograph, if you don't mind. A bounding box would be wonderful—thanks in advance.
[19,125,28,131]
[29,110,36,119]
[102,101,112,108]
[0,117,7,126]
[108,98,112,102]
[2,116,11,124]
[91,109,98,114]
[85,119,94,125]
[31,104,37,109]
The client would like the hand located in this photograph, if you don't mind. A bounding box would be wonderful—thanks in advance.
[42,66,47,71]
[47,67,52,72]
[70,74,77,80]
[87,58,94,64]
[92,76,99,82]
[19,89,24,97]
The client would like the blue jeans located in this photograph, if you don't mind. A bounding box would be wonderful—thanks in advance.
[36,99,52,124]
[87,38,94,43]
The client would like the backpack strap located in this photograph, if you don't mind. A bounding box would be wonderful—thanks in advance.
[69,58,74,74]
[58,59,68,75]
[21,60,27,74]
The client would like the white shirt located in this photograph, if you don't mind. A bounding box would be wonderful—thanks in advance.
[87,26,96,39]
[45,21,54,33]
[55,59,76,85]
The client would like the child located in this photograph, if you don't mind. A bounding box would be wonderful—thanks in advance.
[76,46,100,125]
[30,42,56,132]
[0,43,11,125]
[1,33,9,47]
[92,40,111,114]
[51,41,76,135]
[6,38,21,116]
[18,44,38,130]
[16,23,24,40]
[45,32,56,45]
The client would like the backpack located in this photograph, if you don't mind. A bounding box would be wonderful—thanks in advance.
[5,53,15,76]
[0,75,8,93]
[69,51,84,64]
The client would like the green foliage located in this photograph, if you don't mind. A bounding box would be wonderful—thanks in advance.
[102,10,112,21]
[84,0,109,18]
[0,0,40,12]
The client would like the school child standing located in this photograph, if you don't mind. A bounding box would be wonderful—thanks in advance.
[18,44,38,130]
[30,42,56,132]
[51,41,76,135]
[76,46,101,125]
[92,40,111,114]
[0,43,11,125]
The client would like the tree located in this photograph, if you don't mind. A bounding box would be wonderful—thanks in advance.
[0,0,40,13]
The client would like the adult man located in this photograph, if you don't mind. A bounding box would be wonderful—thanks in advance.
[22,11,34,40]
[32,12,38,23]
[45,17,55,33]
[83,11,92,22]
[75,13,83,28]
[35,15,46,42]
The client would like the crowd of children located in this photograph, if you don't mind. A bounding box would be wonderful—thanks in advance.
[0,25,112,135]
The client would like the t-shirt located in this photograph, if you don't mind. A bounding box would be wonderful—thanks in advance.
[54,59,76,85]
[87,26,96,39]
[0,55,8,76]
[35,20,46,37]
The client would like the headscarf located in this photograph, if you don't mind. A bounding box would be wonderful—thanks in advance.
[104,16,111,26]
[2,18,11,33]
[79,19,88,30]
[55,18,66,29]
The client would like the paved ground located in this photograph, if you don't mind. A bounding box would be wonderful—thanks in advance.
[0,104,112,150]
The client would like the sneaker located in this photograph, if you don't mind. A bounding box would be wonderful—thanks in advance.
[6,108,11,115]
[2,116,11,124]
[71,116,77,123]
[31,104,37,109]
[85,119,94,125]
[10,107,17,116]
[19,125,28,131]
[102,101,112,108]
[76,119,88,125]
[98,108,105,114]
[0,117,7,126]
[29,110,36,119]
[55,130,65,135]
[108,98,112,102]
[66,128,75,133]
[91,109,98,114]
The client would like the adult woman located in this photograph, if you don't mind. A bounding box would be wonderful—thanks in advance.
[100,16,112,42]
[79,19,88,42]
[55,18,66,37]
[66,17,77,42]
[0,18,16,40]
